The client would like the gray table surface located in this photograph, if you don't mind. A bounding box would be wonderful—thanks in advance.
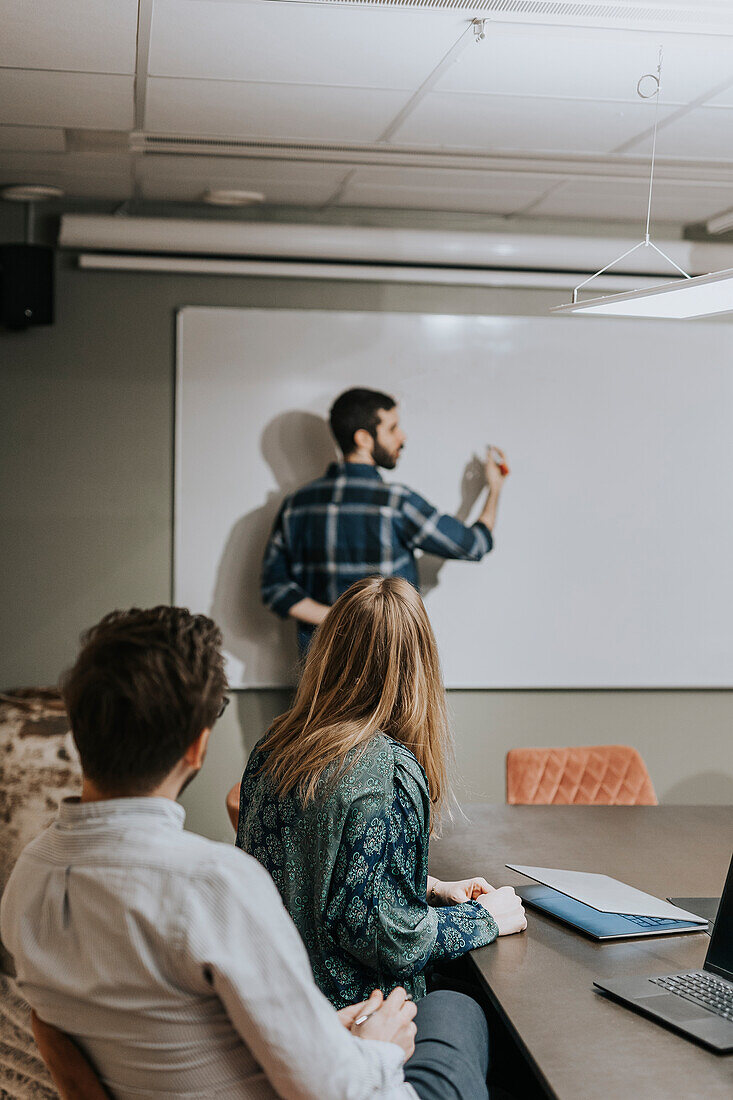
[429,804,733,1100]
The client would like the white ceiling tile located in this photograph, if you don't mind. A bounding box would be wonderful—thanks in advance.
[344,165,558,190]
[145,78,409,142]
[640,185,733,222]
[338,186,537,214]
[0,71,134,130]
[0,152,133,199]
[0,152,132,173]
[640,106,733,160]
[0,126,65,152]
[706,87,733,107]
[340,165,562,213]
[140,177,333,204]
[392,94,675,155]
[437,25,733,105]
[0,1,138,74]
[138,155,349,203]
[530,178,733,222]
[149,0,460,90]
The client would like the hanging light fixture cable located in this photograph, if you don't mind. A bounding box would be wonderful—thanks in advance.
[569,47,691,305]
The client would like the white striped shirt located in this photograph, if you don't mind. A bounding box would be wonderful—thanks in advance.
[0,797,416,1100]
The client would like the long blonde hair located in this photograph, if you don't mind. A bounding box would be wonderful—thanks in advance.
[258,576,453,826]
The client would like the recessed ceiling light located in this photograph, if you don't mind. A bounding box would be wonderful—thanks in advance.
[202,189,265,207]
[1,183,64,202]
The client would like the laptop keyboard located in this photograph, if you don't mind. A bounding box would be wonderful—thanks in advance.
[618,913,688,927]
[650,971,733,1021]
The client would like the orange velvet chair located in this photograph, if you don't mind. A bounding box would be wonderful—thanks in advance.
[226,782,240,830]
[30,1011,110,1100]
[506,745,658,806]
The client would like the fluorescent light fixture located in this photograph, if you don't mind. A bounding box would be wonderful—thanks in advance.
[78,252,673,291]
[552,267,733,319]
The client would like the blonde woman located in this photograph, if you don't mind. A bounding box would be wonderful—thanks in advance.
[236,576,526,1011]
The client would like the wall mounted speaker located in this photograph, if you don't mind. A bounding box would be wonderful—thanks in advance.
[0,244,54,330]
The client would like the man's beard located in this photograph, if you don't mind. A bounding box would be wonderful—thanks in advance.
[373,440,400,469]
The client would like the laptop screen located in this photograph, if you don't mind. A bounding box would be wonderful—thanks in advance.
[705,852,733,981]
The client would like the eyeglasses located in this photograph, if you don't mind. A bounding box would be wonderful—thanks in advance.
[217,696,230,720]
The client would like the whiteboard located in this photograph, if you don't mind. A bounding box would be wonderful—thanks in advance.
[175,307,733,688]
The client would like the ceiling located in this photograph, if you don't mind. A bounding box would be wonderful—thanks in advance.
[3,0,733,227]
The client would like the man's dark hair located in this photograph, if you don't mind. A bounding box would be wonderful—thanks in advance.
[329,388,396,456]
[61,606,228,796]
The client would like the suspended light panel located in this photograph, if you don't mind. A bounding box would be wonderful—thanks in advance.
[553,48,733,321]
[552,267,733,319]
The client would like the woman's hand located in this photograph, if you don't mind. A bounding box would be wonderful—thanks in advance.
[349,990,413,1056]
[476,885,527,935]
[427,875,492,906]
[427,875,526,933]
[344,988,417,1062]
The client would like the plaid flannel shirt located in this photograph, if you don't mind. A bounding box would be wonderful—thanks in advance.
[262,462,492,649]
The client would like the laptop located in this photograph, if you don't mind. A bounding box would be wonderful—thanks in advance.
[667,897,720,933]
[593,852,733,1052]
[508,864,707,941]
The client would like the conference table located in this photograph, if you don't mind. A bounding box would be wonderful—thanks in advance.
[429,805,733,1100]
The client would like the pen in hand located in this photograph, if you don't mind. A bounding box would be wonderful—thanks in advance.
[353,993,412,1028]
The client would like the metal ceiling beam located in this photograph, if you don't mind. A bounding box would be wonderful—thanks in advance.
[131,0,156,198]
[129,134,733,186]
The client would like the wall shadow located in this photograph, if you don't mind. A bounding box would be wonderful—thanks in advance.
[212,420,487,683]
[662,770,733,804]
[418,453,488,596]
[210,411,338,685]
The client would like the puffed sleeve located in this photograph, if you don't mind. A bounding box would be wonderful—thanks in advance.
[323,756,496,988]
[388,758,498,966]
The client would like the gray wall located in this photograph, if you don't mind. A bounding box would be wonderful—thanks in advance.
[2,203,731,844]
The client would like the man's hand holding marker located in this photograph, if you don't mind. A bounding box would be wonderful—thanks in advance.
[487,445,510,479]
[474,445,509,534]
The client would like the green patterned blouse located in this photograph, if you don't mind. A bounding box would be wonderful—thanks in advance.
[236,732,498,1009]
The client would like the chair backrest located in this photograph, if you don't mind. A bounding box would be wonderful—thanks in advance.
[506,745,658,806]
[31,1011,111,1099]
[226,782,241,831]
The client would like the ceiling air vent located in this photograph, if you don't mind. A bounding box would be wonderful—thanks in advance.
[257,0,733,33]
[131,134,393,158]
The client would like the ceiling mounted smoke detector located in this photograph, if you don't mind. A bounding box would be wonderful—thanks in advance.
[202,189,265,207]
[2,184,64,202]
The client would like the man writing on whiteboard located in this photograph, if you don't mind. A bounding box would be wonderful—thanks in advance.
[261,387,508,652]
